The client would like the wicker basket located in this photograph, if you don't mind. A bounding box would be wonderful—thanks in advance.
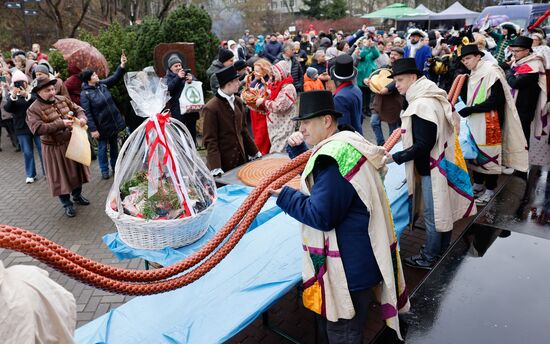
[105,197,216,250]
[241,74,268,114]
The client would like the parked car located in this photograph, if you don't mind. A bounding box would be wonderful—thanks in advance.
[474,3,550,36]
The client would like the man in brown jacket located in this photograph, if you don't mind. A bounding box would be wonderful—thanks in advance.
[202,65,259,176]
[26,78,91,217]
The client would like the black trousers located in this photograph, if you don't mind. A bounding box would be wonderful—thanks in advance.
[317,289,372,344]
[473,171,498,191]
[174,112,199,146]
[59,186,82,208]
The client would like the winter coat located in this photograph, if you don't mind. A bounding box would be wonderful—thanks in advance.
[3,92,35,135]
[333,83,363,135]
[303,74,325,92]
[403,44,432,76]
[0,89,14,121]
[275,54,304,92]
[80,65,126,139]
[165,69,200,122]
[357,46,380,87]
[64,63,82,105]
[202,93,258,171]
[263,41,283,63]
[26,95,91,196]
[206,60,225,94]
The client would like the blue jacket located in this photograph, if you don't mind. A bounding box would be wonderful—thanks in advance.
[80,65,126,138]
[165,70,186,121]
[263,41,282,63]
[403,44,432,76]
[333,84,363,135]
[277,142,382,291]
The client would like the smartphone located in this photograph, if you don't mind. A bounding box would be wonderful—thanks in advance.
[13,80,25,88]
[122,49,126,56]
[0,76,5,83]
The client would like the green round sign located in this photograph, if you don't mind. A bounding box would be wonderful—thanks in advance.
[185,86,201,104]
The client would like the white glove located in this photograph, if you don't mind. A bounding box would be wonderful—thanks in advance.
[210,168,224,177]
[249,152,262,161]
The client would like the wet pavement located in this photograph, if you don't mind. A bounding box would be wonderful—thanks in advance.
[396,172,550,344]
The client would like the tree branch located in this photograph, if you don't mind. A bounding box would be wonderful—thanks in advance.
[70,0,92,37]
[158,0,175,20]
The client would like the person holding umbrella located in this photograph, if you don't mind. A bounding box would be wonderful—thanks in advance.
[79,53,127,180]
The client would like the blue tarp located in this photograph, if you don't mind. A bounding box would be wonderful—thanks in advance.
[76,148,410,343]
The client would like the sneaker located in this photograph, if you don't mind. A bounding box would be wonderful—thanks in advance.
[65,206,76,217]
[25,177,35,184]
[73,195,90,206]
[403,254,434,270]
[502,167,514,175]
[475,190,494,206]
[101,172,110,180]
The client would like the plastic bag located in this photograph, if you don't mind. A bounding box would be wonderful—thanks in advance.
[65,117,91,166]
[108,68,216,221]
[179,80,204,114]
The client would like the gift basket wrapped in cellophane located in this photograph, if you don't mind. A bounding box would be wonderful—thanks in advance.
[105,67,217,250]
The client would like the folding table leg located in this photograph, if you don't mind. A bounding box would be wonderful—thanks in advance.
[262,311,300,343]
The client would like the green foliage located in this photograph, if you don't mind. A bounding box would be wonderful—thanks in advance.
[75,5,218,106]
[301,0,324,19]
[129,17,162,70]
[159,5,219,83]
[325,0,348,20]
[79,23,137,103]
[48,50,69,80]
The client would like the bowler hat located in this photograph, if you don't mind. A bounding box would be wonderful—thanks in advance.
[330,54,357,81]
[31,77,57,93]
[389,58,422,78]
[459,44,485,59]
[509,36,533,51]
[292,90,342,121]
[216,65,240,88]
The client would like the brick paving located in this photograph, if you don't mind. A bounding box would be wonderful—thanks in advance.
[0,121,493,342]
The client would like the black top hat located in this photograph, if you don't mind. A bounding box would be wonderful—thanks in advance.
[216,65,240,88]
[389,58,422,78]
[292,90,342,121]
[31,77,57,93]
[459,44,485,59]
[330,54,357,81]
[509,36,533,51]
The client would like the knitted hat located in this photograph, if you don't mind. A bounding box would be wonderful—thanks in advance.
[271,60,290,81]
[218,48,234,64]
[233,60,247,71]
[79,68,95,82]
[167,55,182,69]
[11,70,28,84]
[34,64,50,76]
[306,67,318,79]
[391,47,404,56]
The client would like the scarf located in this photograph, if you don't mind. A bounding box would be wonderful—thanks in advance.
[268,75,293,101]
[466,60,528,173]
[300,131,409,340]
[402,77,476,231]
[333,81,352,95]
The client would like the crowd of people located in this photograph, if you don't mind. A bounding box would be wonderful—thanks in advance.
[0,18,549,342]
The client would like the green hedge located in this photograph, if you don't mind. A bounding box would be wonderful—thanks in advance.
[51,5,219,107]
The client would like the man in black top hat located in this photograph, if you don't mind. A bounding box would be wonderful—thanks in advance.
[386,58,448,270]
[271,90,395,343]
[331,54,364,134]
[202,65,259,177]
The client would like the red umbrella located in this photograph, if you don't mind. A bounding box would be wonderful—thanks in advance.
[53,38,109,78]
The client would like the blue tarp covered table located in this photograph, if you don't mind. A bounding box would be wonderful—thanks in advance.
[76,147,409,344]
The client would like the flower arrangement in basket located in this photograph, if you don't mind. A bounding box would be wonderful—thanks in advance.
[105,68,217,250]
[241,73,269,114]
